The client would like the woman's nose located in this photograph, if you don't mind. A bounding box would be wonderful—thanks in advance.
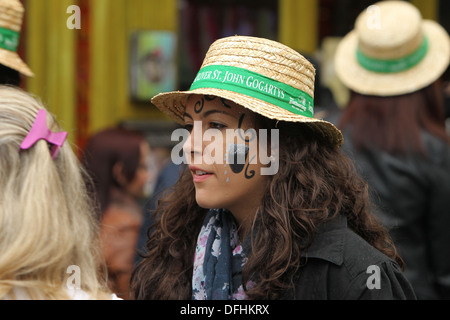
[182,121,204,164]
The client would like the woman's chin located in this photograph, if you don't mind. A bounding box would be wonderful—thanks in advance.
[195,194,218,210]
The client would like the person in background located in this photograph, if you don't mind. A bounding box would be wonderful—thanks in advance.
[334,1,450,299]
[81,127,153,299]
[135,160,181,263]
[131,35,416,300]
[0,86,118,300]
[0,0,34,86]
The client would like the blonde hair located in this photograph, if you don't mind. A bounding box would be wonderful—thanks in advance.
[0,86,111,300]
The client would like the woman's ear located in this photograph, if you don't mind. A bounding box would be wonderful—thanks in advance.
[112,162,127,187]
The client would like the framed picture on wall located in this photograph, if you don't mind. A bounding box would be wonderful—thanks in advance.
[129,30,177,102]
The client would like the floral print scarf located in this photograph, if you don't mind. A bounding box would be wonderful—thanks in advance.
[192,209,254,300]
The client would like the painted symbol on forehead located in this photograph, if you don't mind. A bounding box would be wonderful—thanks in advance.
[194,97,205,114]
[220,98,232,109]
[204,95,216,101]
[227,144,249,174]
[193,96,220,114]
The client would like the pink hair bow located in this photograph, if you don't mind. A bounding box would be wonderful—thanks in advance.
[20,109,68,159]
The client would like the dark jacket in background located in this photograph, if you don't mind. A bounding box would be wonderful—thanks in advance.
[339,128,450,299]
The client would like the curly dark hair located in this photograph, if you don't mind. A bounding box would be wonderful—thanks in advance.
[131,117,403,300]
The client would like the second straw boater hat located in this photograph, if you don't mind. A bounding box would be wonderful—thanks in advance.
[334,1,450,97]
[0,0,34,77]
[152,36,343,147]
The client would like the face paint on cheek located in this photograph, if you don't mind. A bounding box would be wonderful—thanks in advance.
[223,157,231,183]
[225,170,230,183]
[237,114,256,143]
[227,144,249,174]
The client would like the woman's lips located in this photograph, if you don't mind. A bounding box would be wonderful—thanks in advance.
[189,166,213,183]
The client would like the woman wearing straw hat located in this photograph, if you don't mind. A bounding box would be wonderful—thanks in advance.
[0,0,34,86]
[334,1,450,299]
[131,35,416,300]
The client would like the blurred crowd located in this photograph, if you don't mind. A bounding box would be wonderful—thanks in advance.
[0,0,449,300]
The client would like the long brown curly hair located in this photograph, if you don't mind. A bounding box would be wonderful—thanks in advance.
[131,117,403,300]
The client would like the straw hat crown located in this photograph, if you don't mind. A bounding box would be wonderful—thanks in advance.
[0,0,24,31]
[201,36,316,99]
[152,36,343,147]
[334,1,450,96]
[0,0,33,77]
[356,1,422,60]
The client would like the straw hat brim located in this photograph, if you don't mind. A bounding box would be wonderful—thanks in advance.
[335,20,450,96]
[0,48,34,77]
[152,87,344,147]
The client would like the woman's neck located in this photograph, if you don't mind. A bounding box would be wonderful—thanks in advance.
[228,206,258,242]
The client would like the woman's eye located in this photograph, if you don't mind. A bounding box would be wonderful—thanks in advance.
[184,123,193,132]
[209,122,226,130]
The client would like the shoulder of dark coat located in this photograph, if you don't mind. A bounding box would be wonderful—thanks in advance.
[290,217,411,299]
[305,215,397,277]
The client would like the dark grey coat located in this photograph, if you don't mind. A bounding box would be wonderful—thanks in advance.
[285,216,417,300]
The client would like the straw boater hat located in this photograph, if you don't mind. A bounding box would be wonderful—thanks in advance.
[334,1,450,97]
[0,0,33,77]
[152,36,343,147]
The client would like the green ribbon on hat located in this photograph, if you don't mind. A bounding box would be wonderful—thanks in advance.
[189,65,314,118]
[356,36,429,73]
[0,27,19,52]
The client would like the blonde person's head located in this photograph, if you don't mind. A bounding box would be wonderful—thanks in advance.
[0,86,111,300]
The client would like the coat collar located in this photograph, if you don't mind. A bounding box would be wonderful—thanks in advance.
[303,215,348,266]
